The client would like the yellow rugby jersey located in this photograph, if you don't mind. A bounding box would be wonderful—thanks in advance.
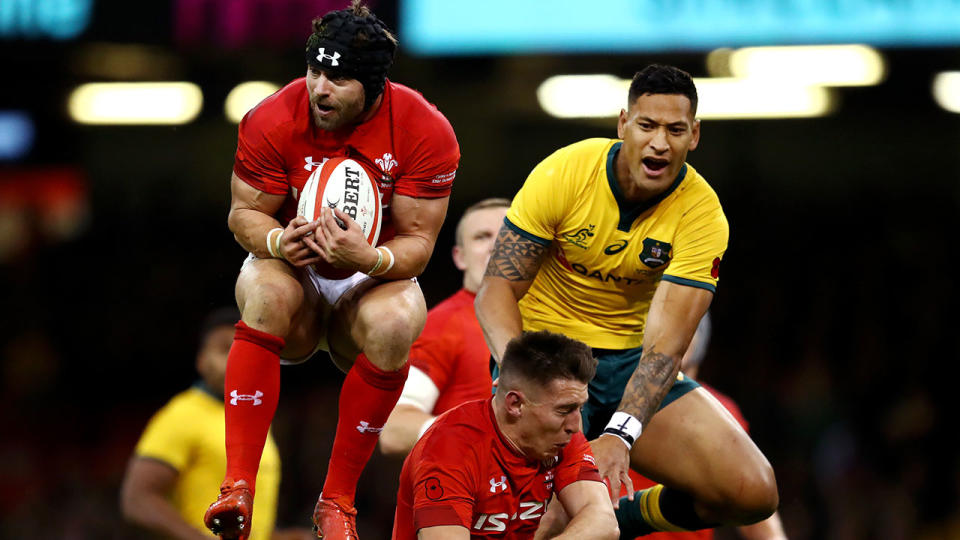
[135,385,281,540]
[506,138,728,349]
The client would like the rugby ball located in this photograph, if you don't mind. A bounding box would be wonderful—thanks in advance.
[297,157,382,279]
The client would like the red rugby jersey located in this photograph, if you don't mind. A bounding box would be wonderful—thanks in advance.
[393,399,602,539]
[625,383,749,540]
[233,78,460,243]
[409,289,493,415]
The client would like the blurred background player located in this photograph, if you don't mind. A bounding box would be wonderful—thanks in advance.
[120,307,313,540]
[617,312,787,539]
[476,64,778,535]
[203,1,459,539]
[393,331,618,540]
[378,198,510,456]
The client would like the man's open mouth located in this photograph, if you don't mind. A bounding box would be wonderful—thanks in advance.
[642,157,669,173]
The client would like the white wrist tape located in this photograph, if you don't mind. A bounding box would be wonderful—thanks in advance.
[602,412,643,449]
[380,246,395,273]
[266,227,284,258]
[367,247,384,275]
[369,246,395,276]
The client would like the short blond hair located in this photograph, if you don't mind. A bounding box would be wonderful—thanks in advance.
[455,198,511,246]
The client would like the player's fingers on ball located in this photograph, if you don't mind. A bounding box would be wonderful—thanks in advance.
[323,207,348,234]
[289,215,309,229]
[291,220,317,239]
[303,235,323,254]
[332,207,355,227]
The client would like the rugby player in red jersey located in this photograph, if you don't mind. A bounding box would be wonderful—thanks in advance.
[379,198,510,456]
[202,2,459,539]
[393,331,618,540]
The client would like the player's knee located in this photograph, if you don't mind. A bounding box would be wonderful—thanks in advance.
[730,459,779,523]
[361,300,423,346]
[241,279,303,333]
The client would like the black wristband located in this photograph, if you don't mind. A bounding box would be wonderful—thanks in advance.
[602,427,636,447]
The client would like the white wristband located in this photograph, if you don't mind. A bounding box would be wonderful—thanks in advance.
[266,227,284,258]
[369,246,395,277]
[416,416,437,440]
[367,247,384,275]
[602,412,643,449]
[380,246,395,273]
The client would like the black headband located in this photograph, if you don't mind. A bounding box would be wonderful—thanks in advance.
[305,9,397,109]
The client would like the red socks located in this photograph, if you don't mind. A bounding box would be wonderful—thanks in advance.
[222,325,406,506]
[223,321,284,493]
[321,353,409,504]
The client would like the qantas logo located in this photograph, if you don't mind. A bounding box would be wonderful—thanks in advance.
[568,262,650,285]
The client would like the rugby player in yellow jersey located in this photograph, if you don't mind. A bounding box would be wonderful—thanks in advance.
[476,64,779,536]
[120,307,312,540]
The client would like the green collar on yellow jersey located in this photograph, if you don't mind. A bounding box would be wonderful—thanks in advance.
[607,142,687,232]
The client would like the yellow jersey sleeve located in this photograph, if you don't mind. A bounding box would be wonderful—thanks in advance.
[134,393,200,471]
[662,189,728,292]
[506,140,606,243]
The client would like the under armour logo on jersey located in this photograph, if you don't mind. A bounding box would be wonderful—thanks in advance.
[304,156,328,172]
[356,421,384,434]
[489,476,508,493]
[316,47,341,66]
[375,152,398,173]
[229,390,263,406]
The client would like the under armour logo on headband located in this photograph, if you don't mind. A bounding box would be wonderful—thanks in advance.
[316,47,341,66]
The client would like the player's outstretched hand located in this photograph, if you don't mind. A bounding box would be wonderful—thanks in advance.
[590,434,634,508]
[312,206,376,270]
[279,216,324,267]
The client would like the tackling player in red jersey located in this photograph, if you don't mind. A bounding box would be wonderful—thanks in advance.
[203,2,459,539]
[393,331,618,540]
[379,198,510,456]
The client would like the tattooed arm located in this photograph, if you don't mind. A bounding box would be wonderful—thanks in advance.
[475,224,550,363]
[619,281,714,426]
[592,280,714,505]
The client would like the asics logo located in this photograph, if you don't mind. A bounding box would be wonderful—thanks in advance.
[489,476,508,493]
[356,421,383,434]
[316,48,341,66]
[604,240,628,255]
[229,390,263,406]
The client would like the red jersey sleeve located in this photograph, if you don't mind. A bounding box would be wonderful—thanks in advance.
[411,436,478,530]
[408,305,461,393]
[233,103,291,196]
[554,432,603,492]
[391,85,460,199]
